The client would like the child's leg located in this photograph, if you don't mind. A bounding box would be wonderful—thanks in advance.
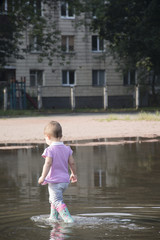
[57,203,74,223]
[49,203,59,220]
[48,183,74,223]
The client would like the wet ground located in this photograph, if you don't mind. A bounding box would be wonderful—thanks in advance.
[0,138,160,239]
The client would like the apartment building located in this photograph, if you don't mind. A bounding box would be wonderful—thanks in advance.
[1,1,136,109]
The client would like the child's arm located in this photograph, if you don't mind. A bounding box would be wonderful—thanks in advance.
[68,155,77,183]
[38,156,52,184]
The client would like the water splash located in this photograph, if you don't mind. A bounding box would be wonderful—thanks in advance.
[31,213,149,231]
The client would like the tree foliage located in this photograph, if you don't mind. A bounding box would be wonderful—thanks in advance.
[0,0,62,67]
[1,0,160,78]
[82,0,160,77]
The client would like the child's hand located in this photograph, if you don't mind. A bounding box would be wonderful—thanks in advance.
[38,176,45,184]
[70,174,77,183]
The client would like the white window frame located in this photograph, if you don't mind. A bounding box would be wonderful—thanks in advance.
[4,0,7,11]
[0,0,8,13]
[123,70,136,85]
[34,0,42,16]
[25,0,42,16]
[92,70,106,86]
[1,0,42,15]
[92,36,104,52]
[60,1,75,19]
[61,35,74,52]
[29,35,42,53]
[30,70,44,87]
[62,70,75,86]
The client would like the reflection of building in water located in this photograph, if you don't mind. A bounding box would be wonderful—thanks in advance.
[92,145,123,188]
[68,141,158,196]
[0,145,48,202]
[0,141,158,202]
[70,145,125,190]
[17,148,42,186]
[94,169,106,187]
[67,144,126,198]
[67,146,95,198]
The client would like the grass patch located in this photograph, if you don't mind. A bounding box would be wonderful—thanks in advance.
[0,110,43,117]
[1,107,160,119]
[137,111,160,121]
[98,111,160,122]
[101,115,119,122]
[98,114,132,122]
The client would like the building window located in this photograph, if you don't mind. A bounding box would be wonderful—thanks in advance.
[30,70,43,86]
[25,0,42,16]
[0,0,8,13]
[29,35,42,52]
[92,70,105,86]
[61,36,74,52]
[62,70,75,86]
[92,36,104,52]
[0,69,15,82]
[123,70,135,85]
[148,72,160,86]
[33,0,42,16]
[0,0,42,15]
[61,1,74,18]
[155,75,160,85]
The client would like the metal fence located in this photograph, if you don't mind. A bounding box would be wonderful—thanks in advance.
[2,84,146,110]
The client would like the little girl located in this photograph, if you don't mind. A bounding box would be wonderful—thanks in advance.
[38,121,77,223]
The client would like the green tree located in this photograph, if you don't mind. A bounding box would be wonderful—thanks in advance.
[0,0,62,67]
[80,0,160,104]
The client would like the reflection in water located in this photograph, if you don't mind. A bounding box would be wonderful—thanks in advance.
[72,141,160,194]
[50,223,71,240]
[94,169,106,187]
[31,215,72,240]
[0,140,160,240]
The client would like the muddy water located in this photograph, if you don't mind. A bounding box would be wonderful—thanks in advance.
[0,139,160,239]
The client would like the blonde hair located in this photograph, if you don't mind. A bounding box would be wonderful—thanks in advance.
[44,121,62,138]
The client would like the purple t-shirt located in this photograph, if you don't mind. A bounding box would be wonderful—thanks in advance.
[42,142,73,184]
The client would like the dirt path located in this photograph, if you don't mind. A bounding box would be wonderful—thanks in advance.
[0,113,159,144]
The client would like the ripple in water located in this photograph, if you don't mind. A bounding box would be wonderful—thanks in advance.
[31,213,149,231]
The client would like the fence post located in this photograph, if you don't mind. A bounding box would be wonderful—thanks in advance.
[37,85,42,110]
[71,86,75,110]
[23,77,26,109]
[103,86,108,110]
[3,87,8,111]
[135,84,139,109]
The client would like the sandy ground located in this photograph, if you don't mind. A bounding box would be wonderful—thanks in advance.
[0,113,159,145]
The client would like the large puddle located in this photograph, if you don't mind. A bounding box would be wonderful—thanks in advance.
[0,138,160,239]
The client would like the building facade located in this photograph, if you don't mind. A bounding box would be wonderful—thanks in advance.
[0,1,136,109]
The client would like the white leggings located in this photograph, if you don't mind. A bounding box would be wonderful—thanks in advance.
[48,182,69,209]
